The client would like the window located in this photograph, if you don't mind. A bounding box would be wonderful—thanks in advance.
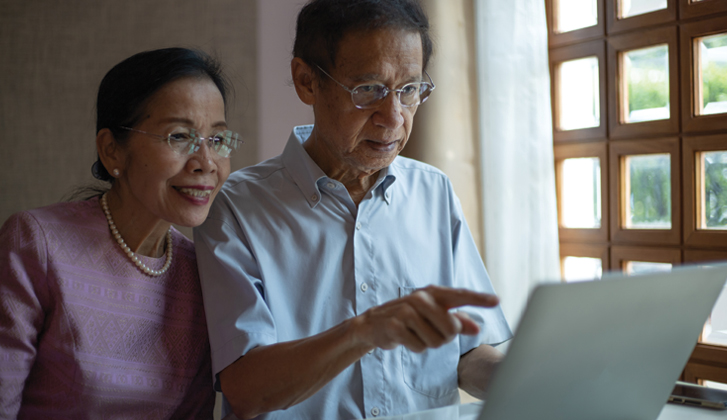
[547,0,727,388]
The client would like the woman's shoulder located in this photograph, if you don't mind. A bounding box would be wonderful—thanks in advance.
[3,198,104,235]
[20,198,103,225]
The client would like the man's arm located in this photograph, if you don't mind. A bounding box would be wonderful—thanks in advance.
[219,286,499,420]
[457,343,505,401]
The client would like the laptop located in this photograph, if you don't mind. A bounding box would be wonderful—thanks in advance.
[476,263,727,420]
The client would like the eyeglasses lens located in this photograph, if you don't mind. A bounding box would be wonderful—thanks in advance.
[167,130,241,158]
[351,83,431,109]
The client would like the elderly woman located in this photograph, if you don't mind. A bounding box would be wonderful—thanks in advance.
[0,48,240,418]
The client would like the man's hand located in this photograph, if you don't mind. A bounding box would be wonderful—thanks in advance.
[219,286,500,419]
[352,285,499,353]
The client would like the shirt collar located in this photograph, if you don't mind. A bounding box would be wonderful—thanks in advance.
[282,125,398,207]
[282,125,327,208]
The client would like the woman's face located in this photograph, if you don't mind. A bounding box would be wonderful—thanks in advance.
[114,76,231,228]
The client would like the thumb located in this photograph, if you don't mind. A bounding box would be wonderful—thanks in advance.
[453,311,481,336]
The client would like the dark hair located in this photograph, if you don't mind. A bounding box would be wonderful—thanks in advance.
[92,47,232,182]
[293,0,432,73]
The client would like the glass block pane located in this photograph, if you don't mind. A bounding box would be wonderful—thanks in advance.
[557,57,600,130]
[561,157,601,228]
[700,151,727,230]
[556,0,598,33]
[698,33,727,116]
[625,261,672,275]
[619,0,668,18]
[623,45,670,123]
[563,256,603,282]
[625,154,671,229]
[701,282,727,346]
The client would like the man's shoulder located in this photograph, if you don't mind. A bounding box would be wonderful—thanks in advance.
[224,155,286,189]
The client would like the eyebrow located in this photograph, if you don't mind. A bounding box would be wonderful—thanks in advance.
[159,117,228,129]
[348,73,424,85]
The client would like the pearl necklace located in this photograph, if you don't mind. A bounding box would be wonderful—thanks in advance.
[101,193,173,276]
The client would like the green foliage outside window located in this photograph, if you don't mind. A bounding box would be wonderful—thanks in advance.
[629,79,669,113]
[629,155,671,227]
[626,46,669,113]
[702,63,727,108]
[704,152,727,229]
[701,34,727,110]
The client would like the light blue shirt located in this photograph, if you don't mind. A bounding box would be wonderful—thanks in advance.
[194,125,512,420]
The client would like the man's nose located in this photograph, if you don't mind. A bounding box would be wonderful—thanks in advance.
[373,91,405,129]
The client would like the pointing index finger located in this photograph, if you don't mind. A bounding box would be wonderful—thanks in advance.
[425,286,500,310]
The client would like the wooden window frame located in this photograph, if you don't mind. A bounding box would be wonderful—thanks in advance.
[683,134,727,248]
[606,0,677,35]
[549,0,727,385]
[607,26,679,139]
[560,242,610,279]
[609,137,681,245]
[551,41,608,143]
[680,16,727,133]
[546,0,606,47]
[683,250,727,385]
[610,245,681,270]
[679,0,727,21]
[555,142,609,242]
[684,249,727,263]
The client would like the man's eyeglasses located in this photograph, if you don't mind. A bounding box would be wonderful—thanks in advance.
[119,127,242,158]
[315,65,435,109]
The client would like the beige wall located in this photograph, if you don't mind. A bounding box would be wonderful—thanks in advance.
[405,0,484,255]
[257,0,314,161]
[0,0,258,225]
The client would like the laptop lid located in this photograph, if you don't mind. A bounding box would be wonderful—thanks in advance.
[477,263,727,420]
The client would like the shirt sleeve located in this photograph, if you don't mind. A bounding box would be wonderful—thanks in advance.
[193,199,278,383]
[0,212,50,417]
[445,181,513,354]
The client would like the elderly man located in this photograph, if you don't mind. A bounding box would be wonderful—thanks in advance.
[194,0,512,419]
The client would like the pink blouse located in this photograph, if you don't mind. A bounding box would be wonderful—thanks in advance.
[0,198,215,419]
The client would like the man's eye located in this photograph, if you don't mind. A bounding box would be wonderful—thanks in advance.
[356,85,380,94]
[401,84,419,95]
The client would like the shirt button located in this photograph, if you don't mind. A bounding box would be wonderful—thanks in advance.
[360,283,368,292]
[327,182,335,189]
[356,223,362,230]
[371,407,380,417]
[311,194,318,201]
[368,348,374,354]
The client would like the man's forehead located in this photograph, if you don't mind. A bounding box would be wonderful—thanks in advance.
[332,28,424,78]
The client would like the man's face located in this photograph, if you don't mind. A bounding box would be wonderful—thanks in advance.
[308,28,424,178]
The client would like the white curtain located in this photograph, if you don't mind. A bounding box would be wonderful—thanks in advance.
[474,0,561,334]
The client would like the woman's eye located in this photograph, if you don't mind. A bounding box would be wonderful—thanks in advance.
[169,133,192,143]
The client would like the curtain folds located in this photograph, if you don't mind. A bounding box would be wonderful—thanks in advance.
[474,0,561,332]
[406,0,560,334]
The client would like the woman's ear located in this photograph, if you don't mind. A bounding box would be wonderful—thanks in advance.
[291,57,317,106]
[96,128,125,178]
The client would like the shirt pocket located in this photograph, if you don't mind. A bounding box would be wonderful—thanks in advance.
[399,286,460,399]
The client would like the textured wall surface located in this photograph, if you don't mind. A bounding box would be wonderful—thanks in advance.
[0,0,258,225]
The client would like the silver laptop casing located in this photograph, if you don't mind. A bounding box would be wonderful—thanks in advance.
[478,264,727,420]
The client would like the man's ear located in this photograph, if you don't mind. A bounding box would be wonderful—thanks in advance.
[291,57,317,106]
[96,128,125,178]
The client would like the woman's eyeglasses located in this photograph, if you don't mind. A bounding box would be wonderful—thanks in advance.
[119,126,242,158]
